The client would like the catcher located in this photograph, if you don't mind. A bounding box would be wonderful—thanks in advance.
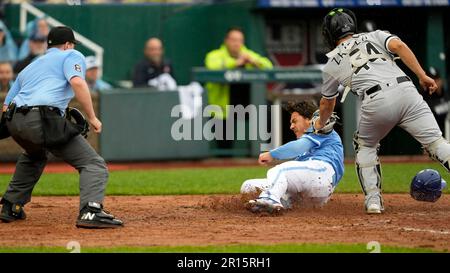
[315,8,450,214]
[242,100,344,213]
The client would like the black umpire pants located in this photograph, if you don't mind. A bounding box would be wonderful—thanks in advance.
[1,108,108,210]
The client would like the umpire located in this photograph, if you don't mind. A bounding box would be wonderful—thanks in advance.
[0,26,123,228]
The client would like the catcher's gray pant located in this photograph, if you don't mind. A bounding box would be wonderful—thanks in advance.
[1,109,108,210]
[354,81,450,208]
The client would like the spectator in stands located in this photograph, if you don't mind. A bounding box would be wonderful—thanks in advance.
[0,61,13,93]
[18,17,50,61]
[85,55,112,92]
[205,27,273,120]
[0,20,18,63]
[13,32,47,74]
[204,27,273,151]
[132,37,173,87]
[422,66,449,132]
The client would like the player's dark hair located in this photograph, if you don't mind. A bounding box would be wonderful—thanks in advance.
[225,26,244,38]
[284,100,317,119]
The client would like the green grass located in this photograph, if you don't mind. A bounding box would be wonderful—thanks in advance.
[0,163,449,196]
[0,243,441,253]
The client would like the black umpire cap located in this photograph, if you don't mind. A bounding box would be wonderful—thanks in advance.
[47,26,80,47]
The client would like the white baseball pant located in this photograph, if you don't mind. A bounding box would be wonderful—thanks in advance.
[241,160,336,207]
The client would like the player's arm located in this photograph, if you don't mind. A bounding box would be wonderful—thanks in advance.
[388,38,437,94]
[258,138,316,165]
[315,97,336,130]
[64,52,102,133]
[315,70,339,130]
[70,76,102,133]
[2,78,20,112]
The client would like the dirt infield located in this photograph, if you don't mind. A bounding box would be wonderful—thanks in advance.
[0,194,449,251]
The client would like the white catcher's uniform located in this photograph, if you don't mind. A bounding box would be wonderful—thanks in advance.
[321,30,450,209]
[241,131,344,208]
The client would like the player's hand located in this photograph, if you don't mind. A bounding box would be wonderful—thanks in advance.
[419,75,438,95]
[313,118,324,130]
[89,117,102,133]
[258,152,274,166]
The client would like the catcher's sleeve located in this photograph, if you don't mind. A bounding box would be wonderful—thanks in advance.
[321,71,340,99]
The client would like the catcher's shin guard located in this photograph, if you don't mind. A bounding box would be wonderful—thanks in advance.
[424,137,450,172]
[353,132,384,212]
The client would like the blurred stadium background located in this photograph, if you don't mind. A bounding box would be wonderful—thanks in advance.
[0,0,449,162]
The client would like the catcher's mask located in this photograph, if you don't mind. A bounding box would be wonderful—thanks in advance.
[410,169,447,202]
[66,107,89,138]
[322,8,357,50]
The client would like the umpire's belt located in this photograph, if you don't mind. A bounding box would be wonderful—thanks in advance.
[365,76,411,97]
[15,106,62,115]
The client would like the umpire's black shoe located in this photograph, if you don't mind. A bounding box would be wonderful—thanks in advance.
[76,202,123,229]
[0,199,27,223]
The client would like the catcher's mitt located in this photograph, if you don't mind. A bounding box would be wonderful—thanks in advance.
[310,110,340,135]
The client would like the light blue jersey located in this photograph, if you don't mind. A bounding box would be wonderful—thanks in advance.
[4,48,86,111]
[270,131,344,186]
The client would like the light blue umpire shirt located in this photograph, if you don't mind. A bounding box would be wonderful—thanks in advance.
[3,47,86,111]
